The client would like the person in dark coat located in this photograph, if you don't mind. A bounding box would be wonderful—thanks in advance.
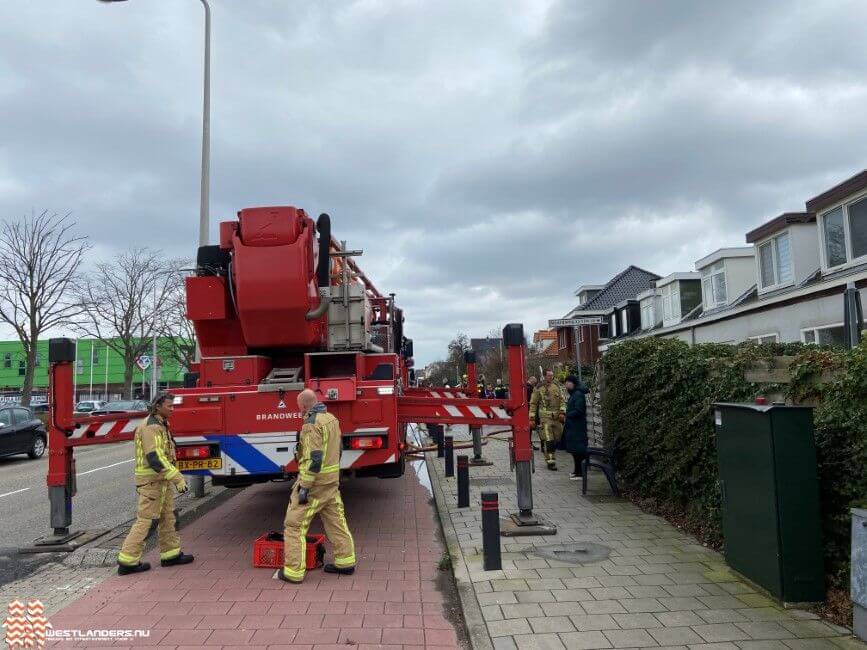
[563,375,589,480]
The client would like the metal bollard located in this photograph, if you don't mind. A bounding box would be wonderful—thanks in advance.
[457,455,469,507]
[444,436,454,477]
[435,426,444,458]
[190,475,205,498]
[469,425,492,466]
[471,425,483,460]
[481,491,502,570]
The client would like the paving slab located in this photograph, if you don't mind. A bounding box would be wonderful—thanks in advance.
[4,461,464,648]
[426,428,863,650]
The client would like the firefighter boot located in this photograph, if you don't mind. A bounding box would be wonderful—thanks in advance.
[161,552,195,567]
[545,441,557,471]
[117,561,151,576]
[323,564,355,575]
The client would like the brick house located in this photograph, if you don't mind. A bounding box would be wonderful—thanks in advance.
[551,266,661,365]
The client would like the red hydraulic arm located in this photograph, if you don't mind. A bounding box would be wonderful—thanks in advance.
[466,350,478,397]
[397,324,541,526]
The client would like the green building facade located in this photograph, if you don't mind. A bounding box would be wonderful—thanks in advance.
[0,337,188,400]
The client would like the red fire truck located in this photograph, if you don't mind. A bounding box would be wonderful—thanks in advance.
[42,206,538,546]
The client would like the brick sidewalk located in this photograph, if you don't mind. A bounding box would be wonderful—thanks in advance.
[34,464,463,649]
[427,427,863,650]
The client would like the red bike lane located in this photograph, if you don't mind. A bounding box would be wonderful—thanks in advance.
[45,464,462,649]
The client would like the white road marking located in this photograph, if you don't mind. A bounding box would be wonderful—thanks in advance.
[0,488,30,499]
[76,459,134,477]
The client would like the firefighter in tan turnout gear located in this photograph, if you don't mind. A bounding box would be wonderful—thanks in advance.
[529,369,566,471]
[281,389,356,583]
[117,393,195,575]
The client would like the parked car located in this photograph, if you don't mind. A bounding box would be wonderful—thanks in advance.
[91,400,149,416]
[0,406,47,459]
[30,402,50,427]
[75,400,105,414]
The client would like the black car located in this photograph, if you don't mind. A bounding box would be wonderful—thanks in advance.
[91,400,149,416]
[0,406,47,459]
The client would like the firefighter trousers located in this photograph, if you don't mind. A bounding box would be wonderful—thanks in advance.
[537,416,563,463]
[282,481,355,583]
[118,480,180,566]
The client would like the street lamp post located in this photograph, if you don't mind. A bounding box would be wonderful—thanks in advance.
[98,0,211,246]
[99,0,210,497]
[198,0,211,247]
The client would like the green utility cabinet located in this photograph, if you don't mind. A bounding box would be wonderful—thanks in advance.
[713,403,824,603]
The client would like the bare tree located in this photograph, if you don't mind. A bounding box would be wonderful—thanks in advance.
[75,248,175,398]
[155,264,197,374]
[0,211,89,405]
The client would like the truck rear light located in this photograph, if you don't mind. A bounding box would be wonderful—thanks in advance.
[349,436,384,450]
[172,395,183,405]
[376,386,395,395]
[176,445,213,460]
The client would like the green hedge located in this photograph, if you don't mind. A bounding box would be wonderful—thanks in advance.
[600,338,867,589]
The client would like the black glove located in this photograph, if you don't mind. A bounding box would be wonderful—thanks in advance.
[297,486,309,505]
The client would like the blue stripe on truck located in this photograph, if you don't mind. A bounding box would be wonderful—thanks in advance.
[204,434,283,475]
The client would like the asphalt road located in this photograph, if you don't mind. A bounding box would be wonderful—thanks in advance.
[0,441,213,586]
[0,441,141,550]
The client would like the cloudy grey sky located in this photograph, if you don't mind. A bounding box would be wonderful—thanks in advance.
[2,0,866,364]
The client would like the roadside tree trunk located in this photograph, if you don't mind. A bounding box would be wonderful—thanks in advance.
[21,344,37,406]
[123,364,135,400]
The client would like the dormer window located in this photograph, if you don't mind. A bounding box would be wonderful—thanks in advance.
[757,232,793,289]
[819,196,867,269]
[640,300,654,329]
[661,284,676,321]
[701,262,727,307]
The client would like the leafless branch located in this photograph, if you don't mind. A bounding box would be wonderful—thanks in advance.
[74,247,177,398]
[155,260,197,373]
[0,211,90,405]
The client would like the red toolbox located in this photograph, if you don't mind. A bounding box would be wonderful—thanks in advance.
[252,532,326,570]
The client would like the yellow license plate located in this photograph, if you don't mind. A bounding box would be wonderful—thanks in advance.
[177,458,222,470]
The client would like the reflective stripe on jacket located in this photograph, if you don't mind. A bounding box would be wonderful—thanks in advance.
[297,404,342,489]
[134,414,179,483]
[529,381,566,418]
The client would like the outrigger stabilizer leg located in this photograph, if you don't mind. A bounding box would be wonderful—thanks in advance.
[500,324,555,536]
[465,350,492,467]
[20,338,105,553]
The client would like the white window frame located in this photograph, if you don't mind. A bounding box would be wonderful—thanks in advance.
[661,284,673,321]
[661,283,682,325]
[746,333,779,344]
[800,322,845,345]
[817,189,867,271]
[609,313,617,338]
[701,261,728,308]
[640,299,654,330]
[558,328,567,350]
[755,230,794,292]
[620,309,629,334]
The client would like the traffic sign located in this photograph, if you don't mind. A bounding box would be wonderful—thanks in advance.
[548,317,604,328]
[136,355,151,371]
